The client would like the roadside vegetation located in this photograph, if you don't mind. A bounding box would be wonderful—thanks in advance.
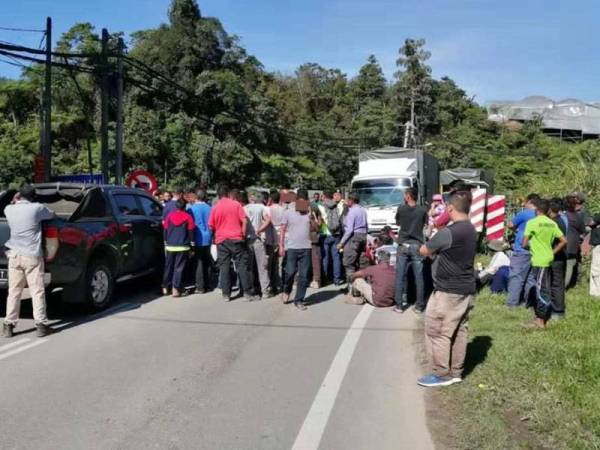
[440,262,600,449]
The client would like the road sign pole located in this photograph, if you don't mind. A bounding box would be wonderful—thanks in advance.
[100,28,109,183]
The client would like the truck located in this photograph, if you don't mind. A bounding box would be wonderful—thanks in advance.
[350,147,440,232]
[0,183,165,310]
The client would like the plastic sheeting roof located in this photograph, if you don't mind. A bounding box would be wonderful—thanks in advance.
[487,96,600,134]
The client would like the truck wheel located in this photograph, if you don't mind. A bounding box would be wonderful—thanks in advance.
[86,259,114,311]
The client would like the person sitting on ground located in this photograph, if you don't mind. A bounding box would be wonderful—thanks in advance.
[345,249,396,307]
[476,239,510,293]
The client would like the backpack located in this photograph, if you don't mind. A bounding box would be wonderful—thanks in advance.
[326,205,342,235]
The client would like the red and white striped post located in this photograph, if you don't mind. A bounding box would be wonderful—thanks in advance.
[469,188,487,232]
[485,195,506,241]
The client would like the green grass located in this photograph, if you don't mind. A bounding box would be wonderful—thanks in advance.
[442,262,600,449]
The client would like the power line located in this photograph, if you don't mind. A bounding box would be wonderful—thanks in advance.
[0,26,44,33]
[0,49,96,73]
[0,56,27,68]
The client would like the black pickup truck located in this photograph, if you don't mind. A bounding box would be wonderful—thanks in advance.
[0,183,164,310]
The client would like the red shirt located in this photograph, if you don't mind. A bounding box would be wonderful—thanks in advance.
[208,197,246,244]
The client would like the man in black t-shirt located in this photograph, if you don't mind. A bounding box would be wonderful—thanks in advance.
[393,188,428,313]
[416,191,477,388]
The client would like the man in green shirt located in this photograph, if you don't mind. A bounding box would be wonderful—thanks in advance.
[523,198,567,328]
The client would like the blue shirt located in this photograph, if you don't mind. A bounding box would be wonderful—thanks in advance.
[340,204,368,245]
[187,201,212,246]
[511,208,536,254]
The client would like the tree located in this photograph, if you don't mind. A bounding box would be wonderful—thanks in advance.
[394,38,433,146]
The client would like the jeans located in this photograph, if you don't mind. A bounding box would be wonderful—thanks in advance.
[394,244,425,310]
[321,234,343,283]
[217,239,254,298]
[163,251,188,291]
[283,249,311,303]
[507,253,535,307]
[193,246,213,291]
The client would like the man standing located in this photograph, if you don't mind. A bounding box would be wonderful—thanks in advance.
[3,185,55,338]
[208,185,258,302]
[320,190,344,286]
[187,189,213,294]
[245,189,276,298]
[506,193,539,307]
[337,192,368,288]
[279,190,319,310]
[564,194,585,289]
[267,191,285,294]
[548,198,567,319]
[393,187,428,314]
[345,249,396,307]
[522,198,567,328]
[162,198,195,297]
[162,187,184,220]
[417,191,477,387]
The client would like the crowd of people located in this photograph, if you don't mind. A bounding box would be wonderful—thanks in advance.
[4,180,597,389]
[156,183,480,388]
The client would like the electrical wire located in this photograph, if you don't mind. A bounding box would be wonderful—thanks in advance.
[0,26,44,33]
[0,49,96,73]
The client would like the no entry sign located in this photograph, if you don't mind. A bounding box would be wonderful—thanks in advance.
[125,170,158,193]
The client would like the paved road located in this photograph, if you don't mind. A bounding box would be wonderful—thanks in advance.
[0,282,434,450]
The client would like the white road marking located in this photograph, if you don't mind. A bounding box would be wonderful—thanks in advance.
[0,338,31,353]
[0,338,48,361]
[291,304,374,450]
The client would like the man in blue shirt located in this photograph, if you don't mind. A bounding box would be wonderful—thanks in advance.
[506,193,539,307]
[187,189,213,293]
[337,192,368,289]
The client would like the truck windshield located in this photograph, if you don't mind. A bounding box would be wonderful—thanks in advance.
[352,178,412,208]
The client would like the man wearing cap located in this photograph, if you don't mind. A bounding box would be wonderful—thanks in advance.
[345,249,396,307]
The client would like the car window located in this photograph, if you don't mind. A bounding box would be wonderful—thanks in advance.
[114,194,142,216]
[138,196,162,217]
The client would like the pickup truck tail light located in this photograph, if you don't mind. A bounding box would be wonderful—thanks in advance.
[44,226,59,262]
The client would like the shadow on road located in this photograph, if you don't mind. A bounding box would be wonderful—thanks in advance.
[305,288,343,305]
[463,335,493,379]
[0,276,164,336]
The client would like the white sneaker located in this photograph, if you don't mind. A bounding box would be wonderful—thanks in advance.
[449,377,462,385]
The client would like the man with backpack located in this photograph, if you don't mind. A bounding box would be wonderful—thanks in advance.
[320,190,345,286]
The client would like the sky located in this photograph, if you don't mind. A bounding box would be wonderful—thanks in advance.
[1,0,598,103]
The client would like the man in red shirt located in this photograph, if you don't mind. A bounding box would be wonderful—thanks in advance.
[208,184,258,302]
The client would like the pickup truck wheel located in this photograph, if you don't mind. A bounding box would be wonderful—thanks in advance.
[86,260,114,310]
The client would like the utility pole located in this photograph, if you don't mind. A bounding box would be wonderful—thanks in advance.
[40,17,52,181]
[115,37,124,185]
[100,28,109,183]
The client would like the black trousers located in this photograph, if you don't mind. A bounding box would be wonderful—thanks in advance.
[342,233,367,282]
[217,239,253,297]
[533,267,552,321]
[550,259,566,316]
[193,246,213,291]
[163,251,188,290]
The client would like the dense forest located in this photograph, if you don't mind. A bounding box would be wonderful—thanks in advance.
[1,0,599,208]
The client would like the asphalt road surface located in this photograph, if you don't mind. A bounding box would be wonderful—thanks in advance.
[0,281,434,450]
